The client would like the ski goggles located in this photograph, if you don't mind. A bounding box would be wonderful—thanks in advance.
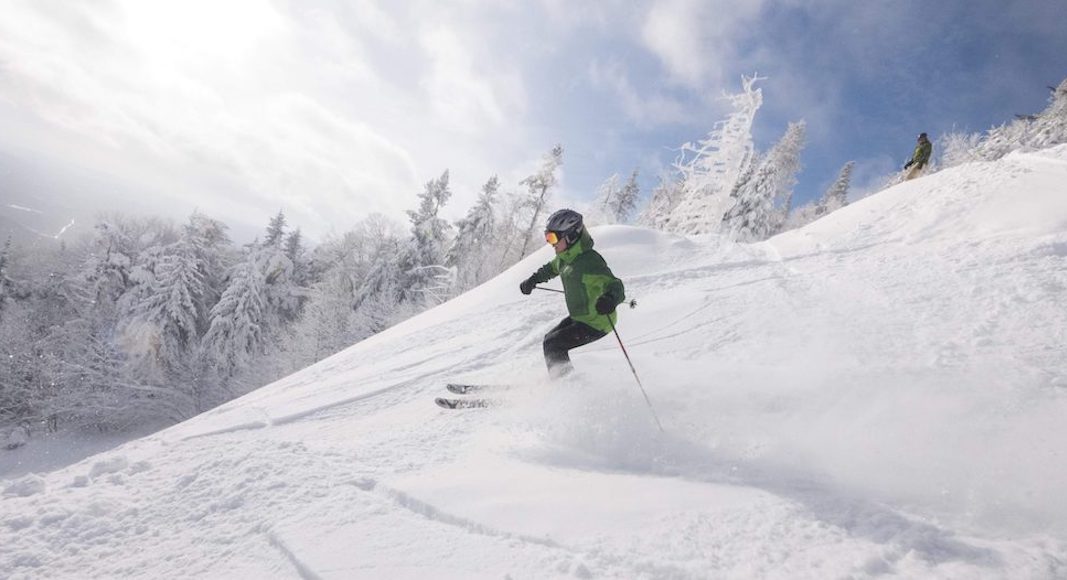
[544,231,561,245]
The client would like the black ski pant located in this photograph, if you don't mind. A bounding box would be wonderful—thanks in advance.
[543,317,607,378]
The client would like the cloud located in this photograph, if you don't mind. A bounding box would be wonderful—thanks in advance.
[0,0,536,240]
[640,0,765,89]
[417,25,527,134]
[587,60,689,127]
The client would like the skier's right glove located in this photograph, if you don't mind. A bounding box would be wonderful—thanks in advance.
[519,277,536,295]
[595,293,617,315]
[903,160,913,169]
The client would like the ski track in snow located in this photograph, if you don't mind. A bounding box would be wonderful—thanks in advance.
[3,147,1067,578]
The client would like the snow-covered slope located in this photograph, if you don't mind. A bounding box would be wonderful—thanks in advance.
[4,147,1067,579]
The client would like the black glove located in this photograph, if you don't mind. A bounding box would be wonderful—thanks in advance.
[595,294,617,315]
[520,277,536,295]
[903,160,913,169]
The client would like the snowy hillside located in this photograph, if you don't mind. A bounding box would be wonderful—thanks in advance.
[3,146,1067,578]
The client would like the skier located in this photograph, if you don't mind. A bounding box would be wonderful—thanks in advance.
[519,209,625,379]
[903,132,933,180]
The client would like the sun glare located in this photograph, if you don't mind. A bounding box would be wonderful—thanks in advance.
[121,0,284,67]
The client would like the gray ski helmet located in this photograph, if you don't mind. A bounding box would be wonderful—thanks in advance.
[545,208,584,244]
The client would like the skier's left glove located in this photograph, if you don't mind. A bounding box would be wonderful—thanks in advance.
[595,293,617,315]
[903,160,913,169]
[520,277,536,295]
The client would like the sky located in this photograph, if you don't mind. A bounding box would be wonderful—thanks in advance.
[1,0,1064,242]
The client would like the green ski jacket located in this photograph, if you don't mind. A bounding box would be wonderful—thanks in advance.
[911,138,932,168]
[528,230,625,333]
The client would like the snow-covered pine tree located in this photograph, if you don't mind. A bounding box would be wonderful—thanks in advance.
[818,161,853,217]
[284,271,356,368]
[203,245,270,383]
[284,215,404,368]
[24,220,139,429]
[665,75,763,235]
[399,170,455,307]
[637,170,685,229]
[721,120,805,241]
[719,160,768,242]
[0,238,12,322]
[124,229,205,381]
[354,235,404,334]
[203,211,307,397]
[257,212,302,325]
[79,221,138,318]
[782,159,853,232]
[0,300,32,426]
[265,210,287,246]
[590,170,640,225]
[42,217,182,428]
[768,121,805,232]
[617,169,641,224]
[284,228,312,290]
[516,145,563,259]
[492,189,531,269]
[118,211,235,416]
[0,241,43,428]
[183,212,232,315]
[589,174,621,226]
[446,175,500,293]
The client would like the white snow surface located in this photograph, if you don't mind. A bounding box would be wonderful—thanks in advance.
[3,147,1067,578]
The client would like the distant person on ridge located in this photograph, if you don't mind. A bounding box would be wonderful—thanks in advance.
[519,209,626,379]
[903,132,933,180]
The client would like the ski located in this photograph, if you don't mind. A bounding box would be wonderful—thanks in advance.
[435,397,494,410]
[445,383,509,395]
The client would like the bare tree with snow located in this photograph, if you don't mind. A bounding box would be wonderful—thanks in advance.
[665,75,763,235]
[516,145,564,259]
[983,79,1067,156]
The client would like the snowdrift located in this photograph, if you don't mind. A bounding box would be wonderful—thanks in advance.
[3,146,1067,578]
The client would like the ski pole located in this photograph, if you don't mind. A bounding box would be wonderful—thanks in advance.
[536,285,659,430]
[608,316,665,433]
[538,286,639,311]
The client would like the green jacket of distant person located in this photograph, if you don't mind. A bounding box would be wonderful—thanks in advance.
[906,133,933,170]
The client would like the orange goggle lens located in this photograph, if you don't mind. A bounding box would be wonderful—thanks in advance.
[545,231,560,245]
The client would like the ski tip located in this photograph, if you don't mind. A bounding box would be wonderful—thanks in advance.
[445,383,474,394]
[435,397,460,409]
[435,397,493,410]
[446,382,514,394]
